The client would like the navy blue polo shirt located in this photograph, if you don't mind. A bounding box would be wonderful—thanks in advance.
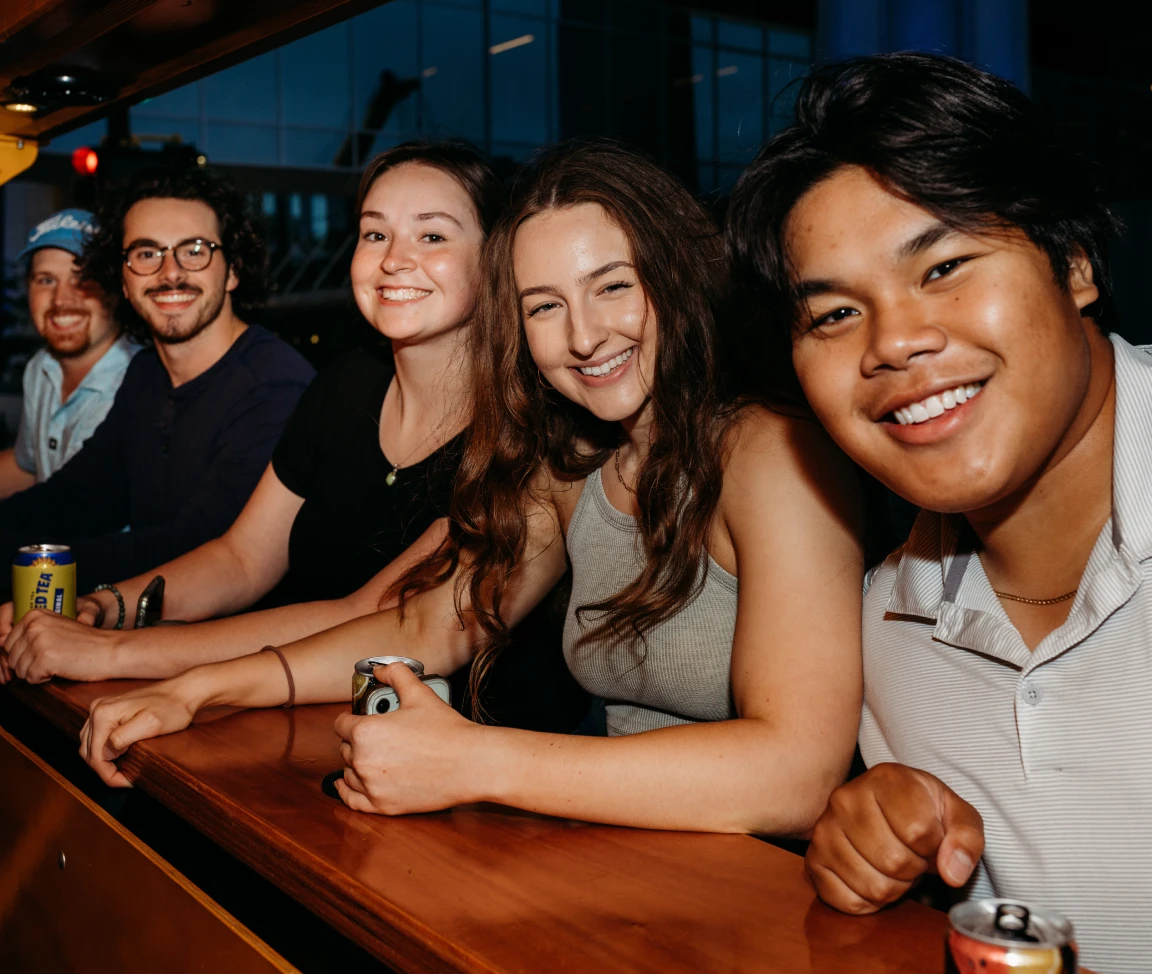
[0,325,314,591]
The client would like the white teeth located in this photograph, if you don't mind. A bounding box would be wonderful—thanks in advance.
[578,347,634,377]
[892,382,983,426]
[50,315,84,327]
[380,287,431,301]
[154,293,196,304]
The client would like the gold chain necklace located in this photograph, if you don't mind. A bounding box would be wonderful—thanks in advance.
[993,588,1077,606]
[614,448,635,494]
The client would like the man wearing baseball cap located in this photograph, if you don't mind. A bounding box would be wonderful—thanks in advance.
[0,208,138,499]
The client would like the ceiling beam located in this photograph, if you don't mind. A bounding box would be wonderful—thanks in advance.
[0,0,72,42]
[0,0,164,85]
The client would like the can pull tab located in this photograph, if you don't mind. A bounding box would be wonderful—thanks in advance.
[994,903,1040,943]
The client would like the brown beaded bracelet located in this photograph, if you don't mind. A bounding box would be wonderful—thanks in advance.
[261,645,295,708]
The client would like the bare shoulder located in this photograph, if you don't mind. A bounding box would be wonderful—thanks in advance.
[720,403,863,532]
[723,403,855,484]
[525,463,588,541]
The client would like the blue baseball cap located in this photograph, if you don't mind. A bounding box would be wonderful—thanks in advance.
[15,208,96,264]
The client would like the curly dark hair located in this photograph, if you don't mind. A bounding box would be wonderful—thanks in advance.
[394,138,734,712]
[82,165,268,342]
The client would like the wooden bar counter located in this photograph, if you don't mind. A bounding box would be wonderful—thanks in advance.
[4,678,953,973]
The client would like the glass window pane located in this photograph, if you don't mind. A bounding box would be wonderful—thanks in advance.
[43,119,107,154]
[690,14,712,43]
[768,57,806,128]
[203,52,277,123]
[132,117,202,153]
[351,2,420,139]
[205,122,279,165]
[284,129,348,169]
[691,45,713,163]
[492,0,548,13]
[490,14,549,145]
[716,53,763,164]
[421,5,485,141]
[769,30,811,58]
[717,20,761,52]
[135,81,199,119]
[281,23,351,130]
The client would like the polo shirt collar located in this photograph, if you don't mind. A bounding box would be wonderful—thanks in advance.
[885,332,1152,624]
[1109,335,1152,563]
[37,334,137,399]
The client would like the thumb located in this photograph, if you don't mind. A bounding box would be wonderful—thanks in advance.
[936,789,985,887]
[373,662,433,704]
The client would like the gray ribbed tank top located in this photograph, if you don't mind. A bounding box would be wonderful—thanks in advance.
[562,466,739,736]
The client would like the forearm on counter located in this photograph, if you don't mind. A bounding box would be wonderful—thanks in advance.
[112,536,282,627]
[173,600,477,712]
[475,717,850,837]
[105,595,376,679]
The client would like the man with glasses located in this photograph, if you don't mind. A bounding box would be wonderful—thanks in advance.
[0,166,313,598]
[0,209,138,500]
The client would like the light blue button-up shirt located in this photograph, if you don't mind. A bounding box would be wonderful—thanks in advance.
[14,336,140,481]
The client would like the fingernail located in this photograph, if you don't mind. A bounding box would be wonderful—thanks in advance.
[946,849,974,884]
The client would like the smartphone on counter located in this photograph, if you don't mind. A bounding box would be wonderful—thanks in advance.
[134,575,165,629]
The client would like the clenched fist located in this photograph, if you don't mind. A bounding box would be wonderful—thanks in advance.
[805,763,984,914]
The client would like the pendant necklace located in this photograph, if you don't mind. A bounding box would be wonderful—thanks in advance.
[385,430,447,486]
[382,398,460,487]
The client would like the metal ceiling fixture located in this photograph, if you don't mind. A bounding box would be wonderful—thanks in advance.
[3,66,118,116]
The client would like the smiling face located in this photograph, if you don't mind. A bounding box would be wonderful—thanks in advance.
[788,166,1105,513]
[26,247,116,359]
[514,203,655,424]
[350,163,484,347]
[120,197,238,345]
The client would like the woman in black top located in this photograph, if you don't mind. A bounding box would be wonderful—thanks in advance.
[3,141,587,731]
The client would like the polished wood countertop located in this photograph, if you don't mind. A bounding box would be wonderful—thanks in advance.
[8,678,953,973]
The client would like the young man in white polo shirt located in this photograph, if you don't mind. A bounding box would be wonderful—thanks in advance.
[0,209,137,499]
[728,53,1148,973]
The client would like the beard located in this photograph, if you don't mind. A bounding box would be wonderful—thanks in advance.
[142,284,229,346]
[39,308,98,358]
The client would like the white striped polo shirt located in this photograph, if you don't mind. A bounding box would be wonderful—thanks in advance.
[859,334,1152,974]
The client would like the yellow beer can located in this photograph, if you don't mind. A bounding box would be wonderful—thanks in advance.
[12,544,77,623]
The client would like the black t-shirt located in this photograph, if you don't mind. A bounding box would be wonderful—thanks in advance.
[269,346,590,733]
[0,325,314,592]
[269,346,461,605]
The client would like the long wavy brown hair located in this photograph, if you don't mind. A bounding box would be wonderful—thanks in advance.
[395,139,733,709]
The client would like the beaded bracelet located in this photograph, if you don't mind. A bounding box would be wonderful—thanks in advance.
[91,583,125,631]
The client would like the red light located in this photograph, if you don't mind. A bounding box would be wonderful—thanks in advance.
[71,146,98,177]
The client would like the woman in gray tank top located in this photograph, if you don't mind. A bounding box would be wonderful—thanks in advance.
[82,141,867,840]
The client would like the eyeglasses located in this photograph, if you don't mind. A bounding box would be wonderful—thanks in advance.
[123,238,222,276]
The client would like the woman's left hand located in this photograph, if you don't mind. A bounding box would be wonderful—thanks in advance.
[333,662,486,815]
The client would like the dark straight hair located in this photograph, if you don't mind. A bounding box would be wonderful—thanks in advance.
[726,52,1120,340]
[356,139,504,235]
